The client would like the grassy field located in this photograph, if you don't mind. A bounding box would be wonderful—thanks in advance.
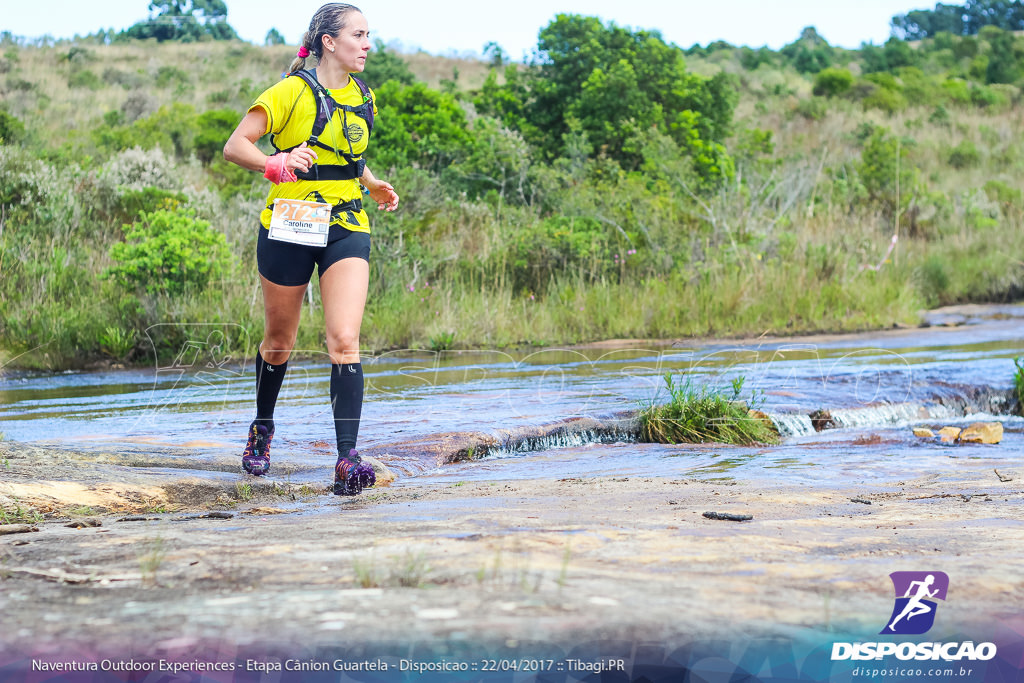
[1,34,1022,370]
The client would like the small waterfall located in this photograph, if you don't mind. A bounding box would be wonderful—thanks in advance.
[770,413,816,438]
[400,386,1019,465]
[446,414,641,463]
[831,402,928,429]
[770,386,1018,437]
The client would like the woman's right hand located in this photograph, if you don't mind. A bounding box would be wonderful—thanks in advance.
[286,142,317,173]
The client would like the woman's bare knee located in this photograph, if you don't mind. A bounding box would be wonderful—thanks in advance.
[261,336,296,364]
[326,331,360,364]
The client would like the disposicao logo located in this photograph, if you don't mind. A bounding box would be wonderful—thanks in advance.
[831,571,997,663]
[881,571,949,635]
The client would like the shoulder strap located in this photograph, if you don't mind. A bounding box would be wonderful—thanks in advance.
[289,68,335,143]
[350,76,374,133]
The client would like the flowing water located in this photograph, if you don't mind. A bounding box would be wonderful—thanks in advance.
[1,304,1022,487]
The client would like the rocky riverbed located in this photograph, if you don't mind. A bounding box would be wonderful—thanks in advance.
[1,436,1021,678]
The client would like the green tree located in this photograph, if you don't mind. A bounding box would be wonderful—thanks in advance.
[781,26,834,73]
[520,14,735,180]
[892,4,967,39]
[474,65,530,134]
[892,0,1024,38]
[122,0,238,42]
[482,41,505,68]
[265,28,285,46]
[965,0,1024,33]
[360,40,416,87]
[371,82,473,173]
[980,26,1019,82]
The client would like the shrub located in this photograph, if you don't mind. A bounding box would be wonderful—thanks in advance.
[68,68,102,90]
[858,128,916,210]
[0,109,24,143]
[941,79,971,105]
[207,89,231,105]
[106,210,231,296]
[194,108,239,164]
[101,147,182,192]
[861,79,906,113]
[102,67,144,90]
[116,187,187,218]
[812,67,854,97]
[929,105,951,126]
[983,179,1022,211]
[947,140,980,169]
[794,97,828,120]
[864,87,906,113]
[971,84,1010,109]
[154,65,188,88]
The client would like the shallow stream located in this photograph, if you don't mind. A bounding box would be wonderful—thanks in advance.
[1,304,1022,488]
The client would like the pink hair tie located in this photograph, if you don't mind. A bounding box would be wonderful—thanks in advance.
[297,46,310,58]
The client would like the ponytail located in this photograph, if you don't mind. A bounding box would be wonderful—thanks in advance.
[288,33,312,73]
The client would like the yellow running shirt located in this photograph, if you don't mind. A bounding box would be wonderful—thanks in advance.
[250,73,378,233]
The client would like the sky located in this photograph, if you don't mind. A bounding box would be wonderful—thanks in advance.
[4,0,934,58]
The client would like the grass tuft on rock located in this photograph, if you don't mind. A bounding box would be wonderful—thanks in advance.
[639,374,779,446]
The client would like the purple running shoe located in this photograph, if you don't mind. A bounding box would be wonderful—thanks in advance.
[334,450,375,496]
[241,422,274,476]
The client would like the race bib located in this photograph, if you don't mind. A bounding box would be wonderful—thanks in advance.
[268,198,331,247]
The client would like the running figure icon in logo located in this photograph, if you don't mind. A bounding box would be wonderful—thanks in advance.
[881,571,950,635]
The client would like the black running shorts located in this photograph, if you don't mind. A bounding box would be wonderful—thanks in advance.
[257,224,371,286]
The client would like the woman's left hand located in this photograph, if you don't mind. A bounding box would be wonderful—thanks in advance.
[366,179,399,212]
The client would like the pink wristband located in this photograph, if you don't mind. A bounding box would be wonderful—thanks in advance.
[263,153,298,184]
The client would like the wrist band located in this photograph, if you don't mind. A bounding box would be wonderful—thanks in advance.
[264,153,298,185]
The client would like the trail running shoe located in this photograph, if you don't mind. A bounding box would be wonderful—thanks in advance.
[241,422,274,476]
[333,450,375,496]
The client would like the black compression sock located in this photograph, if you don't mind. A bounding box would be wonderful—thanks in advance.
[254,349,287,431]
[330,362,364,455]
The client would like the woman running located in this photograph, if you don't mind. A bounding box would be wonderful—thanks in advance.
[223,3,398,495]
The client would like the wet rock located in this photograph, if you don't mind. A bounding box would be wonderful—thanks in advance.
[748,410,779,435]
[809,409,836,432]
[66,519,102,529]
[364,456,397,487]
[913,427,935,438]
[958,422,1003,445]
[938,427,961,443]
[243,507,288,515]
[0,524,39,536]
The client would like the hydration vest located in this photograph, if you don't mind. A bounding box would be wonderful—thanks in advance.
[270,68,374,182]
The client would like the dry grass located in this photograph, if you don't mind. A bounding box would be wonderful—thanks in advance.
[401,51,495,90]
